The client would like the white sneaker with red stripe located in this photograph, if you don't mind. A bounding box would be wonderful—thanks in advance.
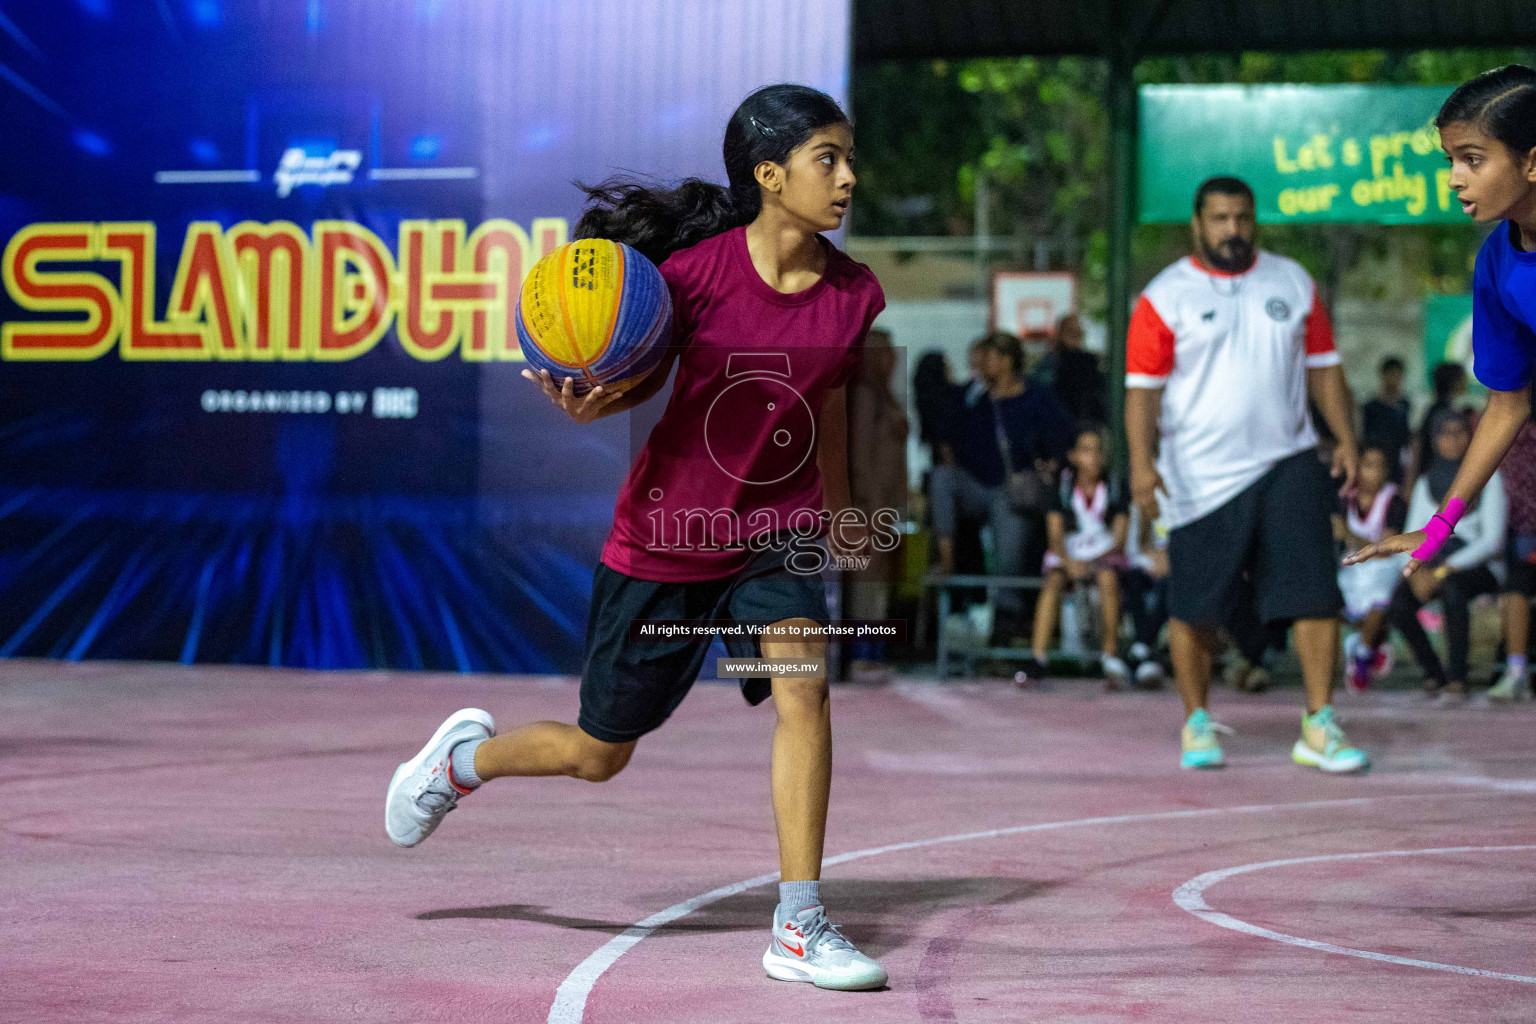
[763,903,888,991]
[385,708,494,848]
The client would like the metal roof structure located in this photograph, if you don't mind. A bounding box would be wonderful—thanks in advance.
[855,0,1536,62]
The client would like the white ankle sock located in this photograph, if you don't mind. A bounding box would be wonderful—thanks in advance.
[449,738,485,789]
[778,880,820,916]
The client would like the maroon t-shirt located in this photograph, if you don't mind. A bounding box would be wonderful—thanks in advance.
[599,226,885,582]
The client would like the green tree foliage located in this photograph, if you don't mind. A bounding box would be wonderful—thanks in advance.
[852,48,1536,313]
[849,60,987,236]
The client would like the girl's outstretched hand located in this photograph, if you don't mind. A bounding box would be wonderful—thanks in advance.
[522,368,625,424]
[1342,529,1427,578]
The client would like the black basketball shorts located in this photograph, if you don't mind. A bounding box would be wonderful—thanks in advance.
[577,532,831,743]
[1167,450,1344,627]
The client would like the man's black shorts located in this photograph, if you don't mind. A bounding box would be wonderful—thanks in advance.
[1505,534,1536,597]
[1167,450,1343,627]
[577,532,831,744]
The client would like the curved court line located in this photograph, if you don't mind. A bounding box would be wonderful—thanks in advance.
[1173,844,1536,984]
[549,794,1401,1023]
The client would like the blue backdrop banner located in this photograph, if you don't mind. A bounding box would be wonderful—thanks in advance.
[0,0,850,671]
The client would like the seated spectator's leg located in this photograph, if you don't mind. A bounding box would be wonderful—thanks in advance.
[1500,541,1534,684]
[1018,513,1049,622]
[986,486,1030,641]
[1505,592,1529,681]
[929,465,961,575]
[1492,586,1532,699]
[1441,567,1500,690]
[954,520,988,609]
[1146,577,1170,649]
[1121,569,1151,644]
[1032,569,1066,661]
[1095,566,1121,657]
[1123,570,1169,687]
[932,466,991,581]
[986,487,1027,586]
[1503,592,1530,660]
[1359,607,1389,649]
[1388,577,1447,691]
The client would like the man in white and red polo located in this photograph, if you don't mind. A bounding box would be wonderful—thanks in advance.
[1124,176,1368,774]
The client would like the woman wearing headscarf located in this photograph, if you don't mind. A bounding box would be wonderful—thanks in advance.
[912,351,960,468]
[1386,410,1508,704]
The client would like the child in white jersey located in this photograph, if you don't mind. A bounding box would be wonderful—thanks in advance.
[1023,425,1131,689]
[1334,446,1408,690]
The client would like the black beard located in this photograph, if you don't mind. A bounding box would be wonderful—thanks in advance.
[1201,236,1256,273]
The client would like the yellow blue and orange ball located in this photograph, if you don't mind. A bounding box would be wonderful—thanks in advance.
[515,239,672,395]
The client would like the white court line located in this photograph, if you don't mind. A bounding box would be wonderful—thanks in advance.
[1174,845,1536,984]
[892,681,987,726]
[549,794,1407,1023]
[1432,774,1536,794]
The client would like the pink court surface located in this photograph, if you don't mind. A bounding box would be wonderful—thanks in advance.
[5,659,1536,1023]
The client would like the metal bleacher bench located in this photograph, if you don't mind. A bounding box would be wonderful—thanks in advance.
[923,573,1043,679]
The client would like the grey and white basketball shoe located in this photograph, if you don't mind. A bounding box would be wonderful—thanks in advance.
[763,903,888,991]
[385,708,494,848]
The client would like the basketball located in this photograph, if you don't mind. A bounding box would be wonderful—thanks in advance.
[515,239,673,395]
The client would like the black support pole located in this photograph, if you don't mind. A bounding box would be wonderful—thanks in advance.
[1105,38,1138,474]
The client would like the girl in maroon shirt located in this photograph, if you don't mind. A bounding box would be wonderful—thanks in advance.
[385,85,890,991]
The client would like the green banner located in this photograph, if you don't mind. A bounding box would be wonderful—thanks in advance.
[1423,293,1481,393]
[1139,84,1461,225]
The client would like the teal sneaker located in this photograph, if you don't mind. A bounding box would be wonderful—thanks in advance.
[1180,708,1227,769]
[1292,705,1369,773]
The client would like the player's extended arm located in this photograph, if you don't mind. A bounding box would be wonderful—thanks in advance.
[1125,385,1164,517]
[1346,384,1532,574]
[1306,363,1358,494]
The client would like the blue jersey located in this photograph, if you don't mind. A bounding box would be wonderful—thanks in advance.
[1472,221,1536,391]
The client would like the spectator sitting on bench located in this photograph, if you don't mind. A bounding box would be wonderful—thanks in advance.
[1388,409,1507,705]
[913,350,989,615]
[931,331,1072,646]
[1021,424,1131,689]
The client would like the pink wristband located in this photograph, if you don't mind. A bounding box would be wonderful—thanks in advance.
[1410,497,1467,561]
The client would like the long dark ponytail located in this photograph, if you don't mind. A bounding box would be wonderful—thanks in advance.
[1436,65,1536,155]
[574,83,850,266]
